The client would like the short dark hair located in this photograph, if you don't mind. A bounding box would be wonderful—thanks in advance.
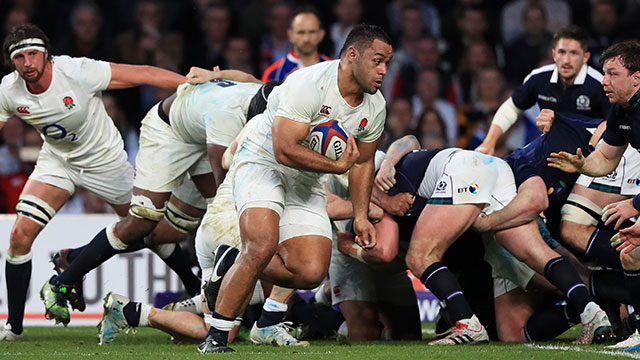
[3,23,52,69]
[247,80,282,120]
[552,25,589,51]
[339,23,392,58]
[600,41,640,73]
[290,5,323,28]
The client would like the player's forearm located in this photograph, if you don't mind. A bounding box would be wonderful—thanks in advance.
[485,98,523,142]
[217,69,261,84]
[274,143,347,173]
[481,193,538,231]
[580,150,620,177]
[108,63,185,89]
[349,160,374,221]
[384,135,420,166]
[325,184,355,220]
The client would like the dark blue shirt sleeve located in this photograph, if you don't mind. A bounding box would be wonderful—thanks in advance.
[602,106,628,147]
[510,75,538,110]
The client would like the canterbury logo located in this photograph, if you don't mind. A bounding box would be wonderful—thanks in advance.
[16,106,30,114]
[319,105,331,116]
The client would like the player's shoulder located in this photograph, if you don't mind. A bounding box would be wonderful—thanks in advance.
[0,71,20,92]
[584,65,604,84]
[522,64,555,84]
[288,60,337,83]
[366,89,387,109]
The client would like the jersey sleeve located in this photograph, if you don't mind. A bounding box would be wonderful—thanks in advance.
[0,90,13,122]
[510,74,538,110]
[274,76,321,124]
[205,110,245,147]
[356,102,386,143]
[602,107,627,147]
[65,57,111,94]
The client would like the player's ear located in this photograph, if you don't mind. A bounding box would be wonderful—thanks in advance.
[632,71,640,87]
[346,46,359,63]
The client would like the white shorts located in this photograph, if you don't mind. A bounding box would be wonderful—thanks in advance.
[194,189,240,286]
[329,250,416,307]
[134,104,211,193]
[30,147,133,205]
[482,233,536,298]
[576,145,640,196]
[426,151,517,215]
[172,176,208,210]
[232,161,332,243]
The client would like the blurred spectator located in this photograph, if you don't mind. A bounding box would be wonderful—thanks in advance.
[501,0,571,45]
[382,3,427,99]
[412,69,457,147]
[504,3,553,85]
[443,6,497,73]
[387,0,440,40]
[258,2,293,75]
[116,0,184,69]
[224,36,256,76]
[380,97,414,150]
[262,6,329,82]
[59,188,113,215]
[416,108,448,150]
[54,2,116,61]
[103,93,139,166]
[3,7,29,36]
[450,41,497,106]
[329,0,362,59]
[587,0,619,70]
[457,67,506,149]
[0,116,36,213]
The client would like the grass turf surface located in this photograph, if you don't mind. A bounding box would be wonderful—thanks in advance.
[1,326,638,359]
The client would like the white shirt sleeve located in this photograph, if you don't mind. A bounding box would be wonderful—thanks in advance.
[357,103,386,143]
[59,56,111,95]
[0,90,12,122]
[274,77,320,124]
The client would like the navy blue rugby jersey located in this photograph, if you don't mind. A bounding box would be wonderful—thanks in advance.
[602,90,640,150]
[505,112,603,204]
[387,148,443,217]
[511,64,611,119]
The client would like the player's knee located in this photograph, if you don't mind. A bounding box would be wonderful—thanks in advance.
[621,250,640,271]
[9,224,38,255]
[292,262,327,289]
[374,244,398,263]
[242,242,276,266]
[496,320,526,342]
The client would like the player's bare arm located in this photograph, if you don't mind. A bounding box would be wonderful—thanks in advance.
[476,98,523,155]
[602,198,638,230]
[536,109,555,133]
[374,135,420,192]
[272,115,359,174]
[325,183,383,221]
[349,139,379,249]
[186,66,262,85]
[107,63,186,89]
[548,141,625,176]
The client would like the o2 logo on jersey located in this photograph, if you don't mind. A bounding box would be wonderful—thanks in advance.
[42,123,78,141]
[62,96,76,111]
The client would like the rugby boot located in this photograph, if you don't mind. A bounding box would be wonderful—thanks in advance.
[51,248,86,311]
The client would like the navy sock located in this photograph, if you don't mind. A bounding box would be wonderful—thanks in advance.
[53,228,117,286]
[161,245,201,297]
[624,269,640,312]
[585,228,622,269]
[524,303,579,341]
[122,302,141,327]
[257,308,286,328]
[420,262,474,322]
[590,269,631,304]
[66,245,87,264]
[6,259,31,334]
[544,257,592,314]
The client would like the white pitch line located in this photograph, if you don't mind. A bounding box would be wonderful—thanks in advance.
[525,343,640,359]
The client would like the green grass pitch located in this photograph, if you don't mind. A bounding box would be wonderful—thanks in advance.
[0,325,638,359]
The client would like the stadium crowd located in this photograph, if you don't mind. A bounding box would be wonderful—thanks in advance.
[3,0,640,354]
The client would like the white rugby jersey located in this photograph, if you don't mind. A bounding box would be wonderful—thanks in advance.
[240,60,386,181]
[0,55,125,168]
[169,80,261,146]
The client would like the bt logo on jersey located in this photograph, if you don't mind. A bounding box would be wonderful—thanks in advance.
[16,106,30,114]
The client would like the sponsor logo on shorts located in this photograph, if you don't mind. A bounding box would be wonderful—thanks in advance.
[457,184,479,194]
[16,106,30,114]
[333,285,341,297]
[576,95,591,111]
[435,180,447,193]
[604,170,617,181]
[626,178,640,186]
[620,124,631,130]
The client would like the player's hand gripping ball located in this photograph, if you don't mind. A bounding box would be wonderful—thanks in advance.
[308,120,349,161]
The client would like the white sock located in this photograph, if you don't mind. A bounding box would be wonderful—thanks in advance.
[139,303,153,327]
[314,283,330,305]
[263,297,288,312]
[580,301,600,324]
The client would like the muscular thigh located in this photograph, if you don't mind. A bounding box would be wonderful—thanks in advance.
[571,184,627,209]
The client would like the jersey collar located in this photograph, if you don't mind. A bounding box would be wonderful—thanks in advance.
[550,63,587,85]
[628,88,640,109]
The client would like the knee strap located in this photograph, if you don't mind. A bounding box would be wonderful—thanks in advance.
[16,194,56,228]
[165,201,200,234]
[561,193,602,226]
[129,194,166,222]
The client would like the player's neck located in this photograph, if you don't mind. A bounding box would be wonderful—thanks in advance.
[337,62,364,107]
[25,61,53,95]
[559,75,575,89]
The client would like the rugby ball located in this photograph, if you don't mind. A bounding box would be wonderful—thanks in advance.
[308,120,349,161]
